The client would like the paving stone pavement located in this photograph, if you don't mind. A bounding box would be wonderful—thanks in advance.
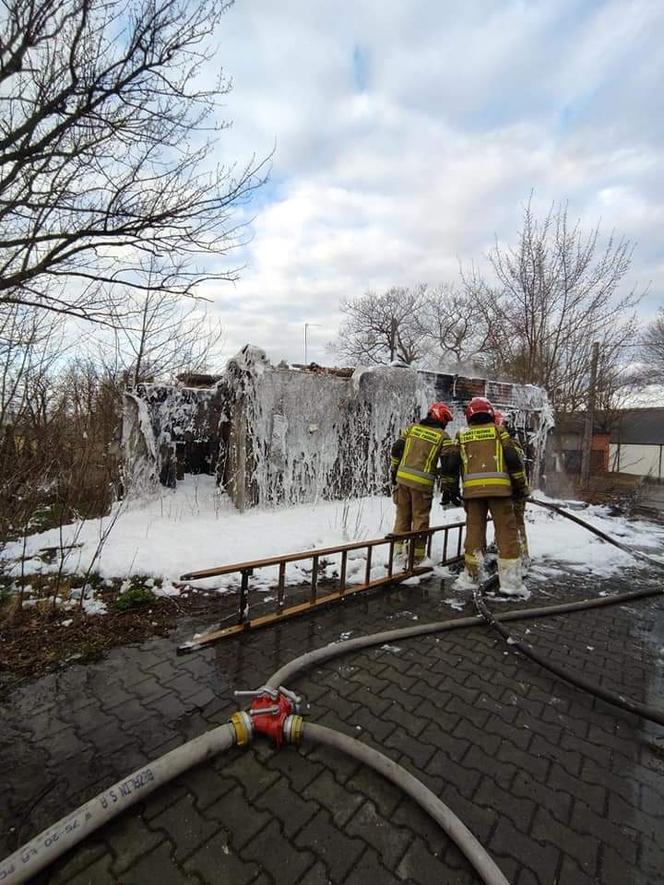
[1,564,664,884]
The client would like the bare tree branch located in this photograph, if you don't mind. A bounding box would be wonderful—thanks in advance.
[464,199,641,414]
[332,286,430,365]
[0,0,267,320]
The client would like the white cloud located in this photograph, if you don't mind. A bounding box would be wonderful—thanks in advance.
[199,0,664,366]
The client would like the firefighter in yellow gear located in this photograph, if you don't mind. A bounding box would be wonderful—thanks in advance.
[440,397,529,593]
[390,402,455,564]
[494,410,530,568]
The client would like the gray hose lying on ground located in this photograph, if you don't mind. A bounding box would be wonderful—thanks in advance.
[269,496,664,690]
[472,580,664,726]
[527,497,664,568]
[5,593,652,885]
[4,502,662,883]
[0,723,237,885]
[266,584,663,689]
[470,499,664,727]
[302,722,510,885]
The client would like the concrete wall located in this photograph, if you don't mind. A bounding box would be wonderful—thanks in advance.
[122,347,553,509]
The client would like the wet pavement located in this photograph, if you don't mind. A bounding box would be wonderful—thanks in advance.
[1,564,663,884]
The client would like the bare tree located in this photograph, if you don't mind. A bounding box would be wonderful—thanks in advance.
[0,0,267,322]
[466,201,640,414]
[640,309,664,384]
[0,303,63,432]
[419,283,489,370]
[108,279,224,388]
[333,286,430,365]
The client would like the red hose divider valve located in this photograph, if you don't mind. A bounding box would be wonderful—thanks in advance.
[234,686,304,747]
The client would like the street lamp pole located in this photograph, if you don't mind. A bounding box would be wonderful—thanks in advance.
[304,323,320,364]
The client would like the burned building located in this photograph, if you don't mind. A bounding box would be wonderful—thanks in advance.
[122,346,553,509]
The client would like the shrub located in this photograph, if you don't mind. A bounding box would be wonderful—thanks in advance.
[114,586,157,612]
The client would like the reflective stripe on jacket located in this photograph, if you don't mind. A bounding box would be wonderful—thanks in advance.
[457,425,513,498]
[393,423,452,490]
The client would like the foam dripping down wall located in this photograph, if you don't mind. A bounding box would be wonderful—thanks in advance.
[122,346,553,509]
[229,353,552,509]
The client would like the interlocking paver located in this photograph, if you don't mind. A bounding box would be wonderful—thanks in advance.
[570,797,639,864]
[1,569,663,884]
[532,805,601,875]
[149,792,221,862]
[254,775,319,838]
[396,834,476,885]
[294,808,365,882]
[53,852,117,885]
[43,839,112,884]
[345,799,412,869]
[496,737,550,782]
[301,741,360,785]
[640,779,664,816]
[383,726,437,771]
[241,818,315,884]
[122,840,194,885]
[639,834,664,884]
[204,783,271,851]
[178,763,236,811]
[343,846,403,885]
[556,853,598,884]
[141,782,189,822]
[474,776,536,833]
[302,770,364,827]
[510,769,572,827]
[127,711,181,755]
[182,833,260,885]
[598,842,641,885]
[547,760,606,815]
[446,693,492,730]
[344,765,403,819]
[345,703,396,742]
[489,816,560,880]
[452,718,502,758]
[105,815,164,874]
[482,709,532,751]
[213,744,280,801]
[462,743,518,788]
[427,747,481,797]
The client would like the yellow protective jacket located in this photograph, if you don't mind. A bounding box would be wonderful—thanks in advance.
[440,423,527,499]
[390,419,453,492]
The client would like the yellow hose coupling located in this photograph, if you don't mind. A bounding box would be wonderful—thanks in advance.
[283,714,304,745]
[230,711,253,746]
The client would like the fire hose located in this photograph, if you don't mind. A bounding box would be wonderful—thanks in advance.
[0,685,510,885]
[470,497,664,727]
[0,723,237,884]
[2,499,663,884]
[527,497,664,568]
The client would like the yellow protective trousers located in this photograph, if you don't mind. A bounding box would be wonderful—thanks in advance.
[393,484,433,560]
[513,498,529,560]
[464,497,519,577]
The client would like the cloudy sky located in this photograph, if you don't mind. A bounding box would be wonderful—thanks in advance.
[202,0,663,366]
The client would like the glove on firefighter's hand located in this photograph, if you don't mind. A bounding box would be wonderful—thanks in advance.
[441,489,462,507]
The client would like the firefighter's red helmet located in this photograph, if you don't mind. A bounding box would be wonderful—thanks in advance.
[465,397,495,420]
[428,402,453,424]
[493,410,504,426]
